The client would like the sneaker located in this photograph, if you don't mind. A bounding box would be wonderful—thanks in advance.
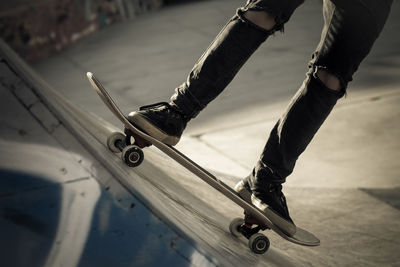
[235,177,296,236]
[127,102,188,146]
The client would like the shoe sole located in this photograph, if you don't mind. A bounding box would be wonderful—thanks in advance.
[128,112,180,146]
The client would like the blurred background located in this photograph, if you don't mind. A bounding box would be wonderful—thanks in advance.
[0,0,176,62]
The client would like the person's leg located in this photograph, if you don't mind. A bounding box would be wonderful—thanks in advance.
[128,0,304,145]
[240,0,393,235]
[170,0,304,118]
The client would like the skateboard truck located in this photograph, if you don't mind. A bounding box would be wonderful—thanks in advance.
[229,212,271,254]
[107,132,145,167]
[124,127,152,148]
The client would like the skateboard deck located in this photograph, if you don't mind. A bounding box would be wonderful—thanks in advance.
[87,72,320,253]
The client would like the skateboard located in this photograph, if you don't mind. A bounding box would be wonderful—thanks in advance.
[87,72,320,254]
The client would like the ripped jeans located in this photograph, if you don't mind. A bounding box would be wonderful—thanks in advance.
[170,0,393,183]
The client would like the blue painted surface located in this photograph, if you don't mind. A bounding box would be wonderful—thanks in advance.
[0,169,210,267]
[0,168,57,197]
[78,191,197,267]
[0,169,61,267]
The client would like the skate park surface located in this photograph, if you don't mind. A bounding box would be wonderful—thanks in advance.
[1,0,400,266]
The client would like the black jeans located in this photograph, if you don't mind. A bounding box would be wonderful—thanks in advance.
[171,0,393,183]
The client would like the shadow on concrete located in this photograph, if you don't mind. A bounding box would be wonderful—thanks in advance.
[360,187,400,211]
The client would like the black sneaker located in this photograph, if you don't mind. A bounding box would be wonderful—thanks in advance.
[128,102,188,146]
[235,177,296,236]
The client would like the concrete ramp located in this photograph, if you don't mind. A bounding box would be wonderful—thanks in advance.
[0,40,296,266]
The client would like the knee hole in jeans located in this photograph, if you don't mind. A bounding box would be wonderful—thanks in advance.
[243,10,276,31]
[315,69,342,92]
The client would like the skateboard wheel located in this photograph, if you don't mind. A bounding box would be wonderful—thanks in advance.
[248,233,270,254]
[122,145,144,167]
[107,132,126,153]
[229,218,244,238]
